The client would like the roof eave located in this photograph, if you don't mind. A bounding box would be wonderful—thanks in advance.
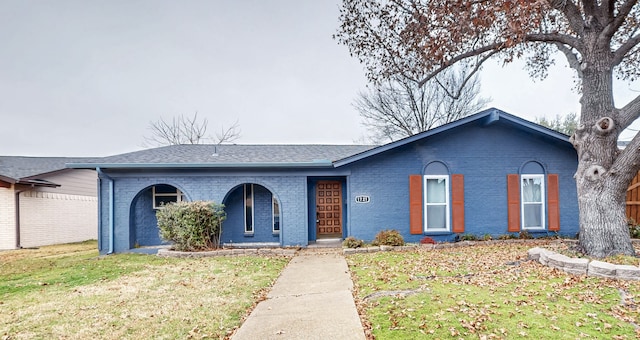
[66,161,335,170]
[333,108,572,167]
[0,175,16,184]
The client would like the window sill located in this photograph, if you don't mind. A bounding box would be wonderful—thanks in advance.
[244,233,254,237]
[522,229,548,233]
[423,231,452,236]
[272,232,280,237]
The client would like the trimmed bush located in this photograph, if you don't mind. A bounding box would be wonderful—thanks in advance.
[629,222,640,239]
[459,234,478,241]
[498,233,518,240]
[518,230,533,239]
[156,201,226,251]
[343,236,365,248]
[420,236,436,244]
[371,229,405,246]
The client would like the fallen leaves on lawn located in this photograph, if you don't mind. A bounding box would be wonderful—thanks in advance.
[348,240,640,339]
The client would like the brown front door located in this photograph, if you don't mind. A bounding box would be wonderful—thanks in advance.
[316,181,343,235]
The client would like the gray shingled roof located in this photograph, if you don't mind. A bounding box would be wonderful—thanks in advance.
[68,144,375,168]
[0,156,99,182]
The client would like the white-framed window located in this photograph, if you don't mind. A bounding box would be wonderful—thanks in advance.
[423,175,450,232]
[272,196,280,233]
[152,185,184,209]
[521,174,545,230]
[244,184,254,234]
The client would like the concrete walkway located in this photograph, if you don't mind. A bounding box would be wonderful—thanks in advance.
[231,250,366,340]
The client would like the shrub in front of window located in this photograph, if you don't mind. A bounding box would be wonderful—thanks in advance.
[343,236,365,248]
[420,236,436,244]
[518,230,533,240]
[371,229,405,246]
[156,201,226,251]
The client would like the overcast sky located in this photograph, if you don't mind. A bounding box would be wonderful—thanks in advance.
[1,1,639,157]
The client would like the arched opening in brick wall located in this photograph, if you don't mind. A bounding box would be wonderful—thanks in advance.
[129,183,187,248]
[221,183,280,245]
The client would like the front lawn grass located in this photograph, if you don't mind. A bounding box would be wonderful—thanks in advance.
[0,241,289,339]
[347,241,640,339]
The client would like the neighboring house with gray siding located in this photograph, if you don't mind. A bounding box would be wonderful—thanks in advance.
[0,157,98,249]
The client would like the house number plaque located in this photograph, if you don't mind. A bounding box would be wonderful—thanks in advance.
[354,195,370,203]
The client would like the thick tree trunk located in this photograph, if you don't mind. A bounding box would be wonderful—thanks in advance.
[573,38,635,257]
[578,183,635,258]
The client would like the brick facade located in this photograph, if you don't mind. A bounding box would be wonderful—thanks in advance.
[94,111,580,254]
[19,192,97,248]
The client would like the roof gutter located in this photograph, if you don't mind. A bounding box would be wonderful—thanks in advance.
[97,167,114,254]
[66,160,334,169]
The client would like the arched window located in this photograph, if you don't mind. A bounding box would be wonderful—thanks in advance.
[423,162,450,232]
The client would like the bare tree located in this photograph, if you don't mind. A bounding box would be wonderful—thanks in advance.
[356,67,489,143]
[336,0,640,257]
[536,113,580,136]
[143,112,240,146]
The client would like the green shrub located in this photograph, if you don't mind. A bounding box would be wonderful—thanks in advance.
[630,224,640,239]
[497,233,517,240]
[156,201,226,251]
[343,236,365,248]
[371,229,404,246]
[482,234,493,241]
[459,234,478,241]
[518,230,533,239]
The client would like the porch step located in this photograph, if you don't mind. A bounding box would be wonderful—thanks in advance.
[305,239,343,254]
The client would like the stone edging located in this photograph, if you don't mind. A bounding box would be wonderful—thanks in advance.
[528,247,640,280]
[342,239,548,255]
[157,248,298,258]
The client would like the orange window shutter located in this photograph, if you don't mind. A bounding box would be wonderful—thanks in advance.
[409,175,423,235]
[507,174,521,232]
[451,174,465,233]
[547,174,560,231]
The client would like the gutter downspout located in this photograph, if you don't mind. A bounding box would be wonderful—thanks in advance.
[15,189,23,249]
[97,167,114,254]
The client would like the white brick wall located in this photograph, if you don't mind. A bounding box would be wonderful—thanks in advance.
[0,186,16,250]
[19,191,97,248]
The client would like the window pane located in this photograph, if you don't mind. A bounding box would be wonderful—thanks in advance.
[273,198,280,232]
[523,203,542,228]
[155,196,177,207]
[522,178,542,203]
[154,184,178,194]
[426,178,446,203]
[245,185,253,232]
[426,205,446,230]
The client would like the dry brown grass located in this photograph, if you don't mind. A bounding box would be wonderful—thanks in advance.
[0,241,288,339]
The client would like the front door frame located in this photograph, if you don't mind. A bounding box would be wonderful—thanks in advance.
[307,177,348,242]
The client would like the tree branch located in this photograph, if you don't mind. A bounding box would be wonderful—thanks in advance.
[548,0,585,35]
[610,128,640,193]
[416,44,502,87]
[601,0,615,20]
[613,33,640,65]
[619,93,640,129]
[580,0,596,18]
[215,119,241,144]
[525,33,584,50]
[601,0,638,40]
[431,51,495,98]
[554,42,584,78]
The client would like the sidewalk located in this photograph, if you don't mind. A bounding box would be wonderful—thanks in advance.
[231,250,366,340]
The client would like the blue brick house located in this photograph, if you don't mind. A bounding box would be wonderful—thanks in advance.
[69,109,579,254]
